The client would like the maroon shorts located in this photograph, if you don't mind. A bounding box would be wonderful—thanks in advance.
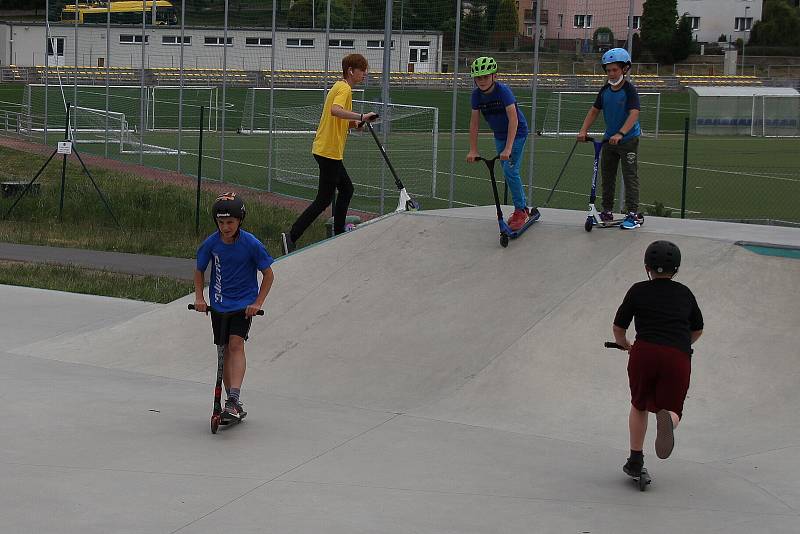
[628,339,691,418]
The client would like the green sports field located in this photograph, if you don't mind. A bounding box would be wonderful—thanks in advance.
[1,83,797,223]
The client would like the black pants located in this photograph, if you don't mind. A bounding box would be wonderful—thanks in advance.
[290,154,354,242]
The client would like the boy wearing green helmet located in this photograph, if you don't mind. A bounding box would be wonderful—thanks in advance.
[466,56,538,231]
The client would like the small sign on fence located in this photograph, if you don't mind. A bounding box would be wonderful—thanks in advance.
[57,141,72,155]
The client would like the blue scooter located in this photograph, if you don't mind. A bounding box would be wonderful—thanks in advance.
[476,155,541,248]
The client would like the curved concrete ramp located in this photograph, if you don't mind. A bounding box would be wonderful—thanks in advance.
[4,207,800,533]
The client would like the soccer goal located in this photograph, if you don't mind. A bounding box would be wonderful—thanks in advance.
[239,87,365,135]
[751,95,800,138]
[540,91,661,138]
[265,99,439,203]
[24,84,147,133]
[149,86,218,132]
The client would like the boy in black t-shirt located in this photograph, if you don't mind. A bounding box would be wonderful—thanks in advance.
[613,241,704,477]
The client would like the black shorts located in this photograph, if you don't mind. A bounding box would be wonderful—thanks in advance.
[210,309,252,346]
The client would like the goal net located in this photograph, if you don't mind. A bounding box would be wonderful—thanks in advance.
[751,95,800,138]
[239,87,364,135]
[266,100,439,204]
[540,91,661,138]
[149,86,218,132]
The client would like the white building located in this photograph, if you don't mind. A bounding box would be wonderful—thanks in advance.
[677,0,762,44]
[0,22,443,73]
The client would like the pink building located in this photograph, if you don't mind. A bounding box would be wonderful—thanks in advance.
[519,0,645,46]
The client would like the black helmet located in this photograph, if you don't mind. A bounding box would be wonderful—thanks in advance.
[644,240,681,274]
[211,192,246,223]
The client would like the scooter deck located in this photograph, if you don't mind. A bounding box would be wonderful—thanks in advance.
[506,209,542,238]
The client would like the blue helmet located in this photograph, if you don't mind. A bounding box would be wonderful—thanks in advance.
[601,47,632,69]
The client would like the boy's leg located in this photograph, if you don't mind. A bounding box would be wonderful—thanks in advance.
[332,162,354,235]
[600,144,621,213]
[619,137,640,214]
[289,155,338,243]
[223,335,246,391]
[653,343,691,459]
[494,137,528,210]
[629,405,648,451]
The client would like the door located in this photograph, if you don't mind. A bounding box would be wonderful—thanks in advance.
[408,40,431,73]
[47,37,65,67]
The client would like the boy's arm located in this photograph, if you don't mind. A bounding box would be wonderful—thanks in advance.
[331,104,377,125]
[193,269,208,312]
[577,107,600,141]
[690,330,703,344]
[246,267,275,318]
[612,325,631,351]
[466,109,481,162]
[609,109,640,145]
[500,104,519,161]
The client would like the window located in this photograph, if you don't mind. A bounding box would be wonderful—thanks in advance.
[246,37,272,47]
[573,14,592,28]
[204,36,233,46]
[734,17,752,31]
[328,39,354,48]
[162,35,191,45]
[526,25,534,36]
[689,17,700,30]
[627,15,641,29]
[557,13,563,28]
[120,34,149,44]
[366,40,394,49]
[287,38,314,47]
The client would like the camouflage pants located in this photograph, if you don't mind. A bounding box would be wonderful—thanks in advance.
[600,137,640,214]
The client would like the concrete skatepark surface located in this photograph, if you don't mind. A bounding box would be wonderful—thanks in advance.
[2,207,799,533]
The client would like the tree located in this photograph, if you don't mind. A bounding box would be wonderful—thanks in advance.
[749,0,800,46]
[461,6,488,49]
[493,0,518,34]
[672,14,694,61]
[640,0,678,64]
[592,27,615,51]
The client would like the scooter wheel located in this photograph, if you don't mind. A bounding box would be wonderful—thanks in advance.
[500,234,509,248]
[584,219,594,232]
[211,414,220,434]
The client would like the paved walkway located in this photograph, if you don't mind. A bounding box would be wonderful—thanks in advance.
[0,242,196,280]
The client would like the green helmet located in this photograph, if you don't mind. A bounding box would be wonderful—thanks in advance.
[470,56,497,77]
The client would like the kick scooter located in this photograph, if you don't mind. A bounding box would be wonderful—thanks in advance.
[476,155,541,248]
[583,137,644,232]
[189,304,264,434]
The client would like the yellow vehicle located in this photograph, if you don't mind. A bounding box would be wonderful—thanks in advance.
[61,1,178,25]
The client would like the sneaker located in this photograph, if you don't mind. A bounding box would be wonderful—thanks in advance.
[599,210,614,223]
[529,207,542,222]
[655,409,675,459]
[281,232,296,255]
[507,208,529,231]
[623,455,644,477]
[620,212,641,230]
[223,398,242,420]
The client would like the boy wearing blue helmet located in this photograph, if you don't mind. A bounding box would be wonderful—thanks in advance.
[577,48,643,229]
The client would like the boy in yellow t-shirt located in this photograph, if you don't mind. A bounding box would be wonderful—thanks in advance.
[282,54,377,254]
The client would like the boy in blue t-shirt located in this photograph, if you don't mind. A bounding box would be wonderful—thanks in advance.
[577,48,643,229]
[193,193,275,421]
[466,56,539,231]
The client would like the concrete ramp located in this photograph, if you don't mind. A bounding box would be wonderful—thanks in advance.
[4,207,800,533]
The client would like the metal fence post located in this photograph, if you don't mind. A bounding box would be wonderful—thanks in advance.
[681,117,689,219]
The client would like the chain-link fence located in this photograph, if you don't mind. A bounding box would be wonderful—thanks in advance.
[0,0,798,225]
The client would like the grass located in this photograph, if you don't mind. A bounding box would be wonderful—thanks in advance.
[0,145,328,258]
[0,260,193,303]
[2,83,798,223]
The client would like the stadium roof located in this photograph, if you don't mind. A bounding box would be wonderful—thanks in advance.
[688,86,799,97]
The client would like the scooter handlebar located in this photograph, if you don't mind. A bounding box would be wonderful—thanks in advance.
[188,304,264,316]
[604,341,627,350]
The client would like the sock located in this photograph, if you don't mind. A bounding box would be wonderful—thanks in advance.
[229,388,240,404]
[629,449,643,461]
